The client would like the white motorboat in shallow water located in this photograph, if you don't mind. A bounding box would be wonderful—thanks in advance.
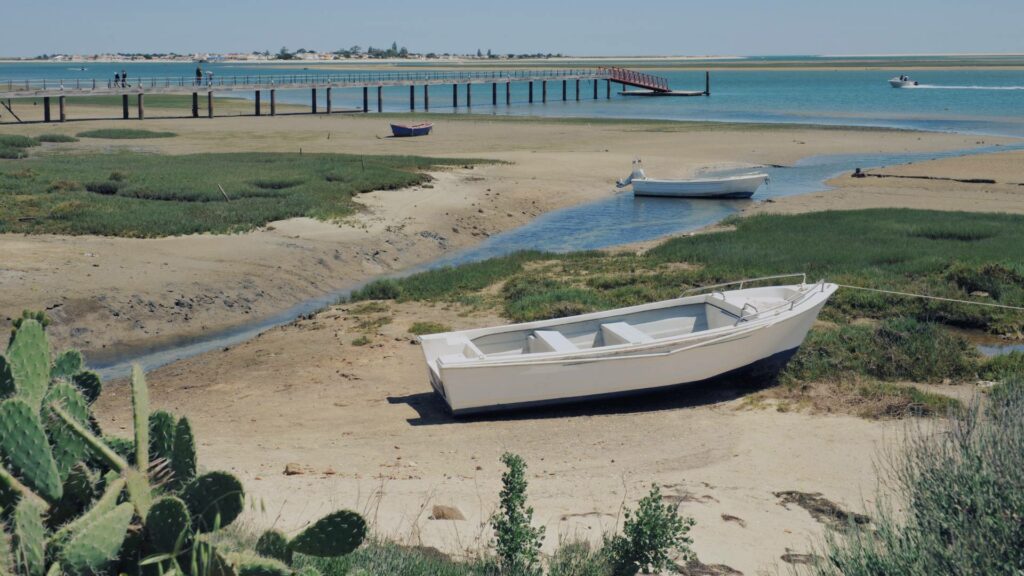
[616,160,768,199]
[889,75,919,88]
[419,275,838,415]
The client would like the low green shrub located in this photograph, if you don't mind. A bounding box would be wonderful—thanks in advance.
[36,133,79,143]
[491,452,545,576]
[351,335,371,346]
[409,321,451,335]
[606,485,695,575]
[0,134,39,148]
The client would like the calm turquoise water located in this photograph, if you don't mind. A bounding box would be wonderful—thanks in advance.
[3,61,1024,136]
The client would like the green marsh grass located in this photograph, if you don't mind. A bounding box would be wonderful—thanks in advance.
[408,321,451,335]
[36,133,79,143]
[0,152,483,236]
[76,128,177,139]
[0,133,40,159]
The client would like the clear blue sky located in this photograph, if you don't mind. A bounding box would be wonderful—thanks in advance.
[4,0,1022,57]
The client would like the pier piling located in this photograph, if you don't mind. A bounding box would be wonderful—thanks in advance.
[121,94,129,119]
[492,82,497,106]
[255,90,261,116]
[542,80,547,103]
[606,80,611,99]
[192,92,199,117]
[452,84,458,107]
[137,94,144,120]
[311,88,317,114]
[593,79,598,99]
[58,95,66,122]
[377,86,382,112]
[505,82,510,105]
[575,79,580,101]
[529,81,533,103]
[207,92,214,118]
[326,87,332,113]
[424,85,429,110]
[363,87,368,112]
[562,80,567,101]
[705,71,710,96]
[270,89,276,116]
[466,83,471,107]
[409,85,415,110]
[43,96,51,122]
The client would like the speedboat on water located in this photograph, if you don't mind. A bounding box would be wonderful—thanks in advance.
[616,159,768,199]
[889,75,919,88]
[419,275,837,415]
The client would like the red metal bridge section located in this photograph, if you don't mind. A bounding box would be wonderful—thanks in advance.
[599,67,671,92]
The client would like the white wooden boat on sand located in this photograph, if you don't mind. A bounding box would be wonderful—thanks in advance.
[617,160,768,198]
[419,275,837,415]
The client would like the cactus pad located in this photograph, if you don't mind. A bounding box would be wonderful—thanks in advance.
[131,365,150,473]
[289,510,367,557]
[59,502,134,576]
[43,382,93,481]
[254,531,292,565]
[146,496,191,553]
[148,411,176,464]
[0,355,13,399]
[236,557,291,576]
[12,497,47,576]
[48,464,98,529]
[7,320,50,410]
[0,398,62,502]
[170,418,196,489]
[182,472,244,532]
[70,372,101,405]
[51,351,83,380]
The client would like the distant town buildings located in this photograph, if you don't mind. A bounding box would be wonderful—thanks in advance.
[20,46,566,63]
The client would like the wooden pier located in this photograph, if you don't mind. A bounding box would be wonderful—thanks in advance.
[0,67,704,123]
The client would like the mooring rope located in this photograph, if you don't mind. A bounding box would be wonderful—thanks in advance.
[836,284,1024,312]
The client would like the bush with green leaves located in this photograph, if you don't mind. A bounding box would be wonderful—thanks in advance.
[811,375,1024,575]
[491,452,545,575]
[0,313,367,576]
[606,485,695,575]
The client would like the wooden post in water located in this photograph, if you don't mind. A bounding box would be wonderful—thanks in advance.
[43,97,51,122]
[255,91,261,116]
[593,79,598,99]
[326,87,332,113]
[528,81,533,103]
[207,92,214,118]
[606,79,611,99]
[270,89,276,116]
[452,84,458,107]
[575,79,580,101]
[377,86,382,112]
[311,88,317,113]
[192,92,199,117]
[562,80,567,101]
[424,85,429,110]
[466,83,471,107]
[137,94,144,120]
[542,80,547,103]
[58,96,66,121]
[363,87,369,112]
[122,94,129,119]
[492,82,497,106]
[409,85,415,110]
[705,71,710,96]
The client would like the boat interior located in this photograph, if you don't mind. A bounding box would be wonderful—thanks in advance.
[442,287,805,361]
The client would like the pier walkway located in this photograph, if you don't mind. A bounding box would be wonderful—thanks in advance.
[0,67,697,123]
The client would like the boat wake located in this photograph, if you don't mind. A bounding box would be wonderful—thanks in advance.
[907,84,1024,90]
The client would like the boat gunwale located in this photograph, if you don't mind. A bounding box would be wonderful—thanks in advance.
[426,283,837,369]
[630,171,769,186]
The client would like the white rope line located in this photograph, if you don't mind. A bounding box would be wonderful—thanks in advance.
[836,284,1024,312]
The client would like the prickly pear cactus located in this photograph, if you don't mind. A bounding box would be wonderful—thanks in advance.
[0,399,62,502]
[234,556,291,576]
[182,472,244,532]
[6,319,49,410]
[289,510,367,557]
[43,382,92,481]
[47,464,97,529]
[59,503,134,576]
[70,372,101,405]
[170,418,196,489]
[148,411,176,464]
[131,366,150,474]
[0,355,13,399]
[12,497,47,576]
[254,531,291,565]
[50,351,83,380]
[145,497,191,554]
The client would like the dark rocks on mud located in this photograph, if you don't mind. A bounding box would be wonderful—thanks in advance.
[774,491,870,529]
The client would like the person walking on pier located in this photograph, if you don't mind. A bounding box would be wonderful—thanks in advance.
[206,71,214,87]
[113,72,120,88]
[120,69,128,88]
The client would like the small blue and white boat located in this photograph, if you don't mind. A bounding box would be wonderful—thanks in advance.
[390,122,433,137]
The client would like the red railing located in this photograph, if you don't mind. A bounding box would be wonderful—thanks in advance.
[599,67,670,92]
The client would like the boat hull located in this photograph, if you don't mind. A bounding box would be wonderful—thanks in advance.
[889,78,919,88]
[631,173,767,198]
[390,123,432,137]
[423,283,835,415]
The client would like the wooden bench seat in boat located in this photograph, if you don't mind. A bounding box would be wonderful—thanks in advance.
[528,330,578,353]
[601,322,654,345]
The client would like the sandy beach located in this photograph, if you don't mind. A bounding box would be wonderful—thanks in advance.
[0,114,1004,362]
[3,111,1013,572]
